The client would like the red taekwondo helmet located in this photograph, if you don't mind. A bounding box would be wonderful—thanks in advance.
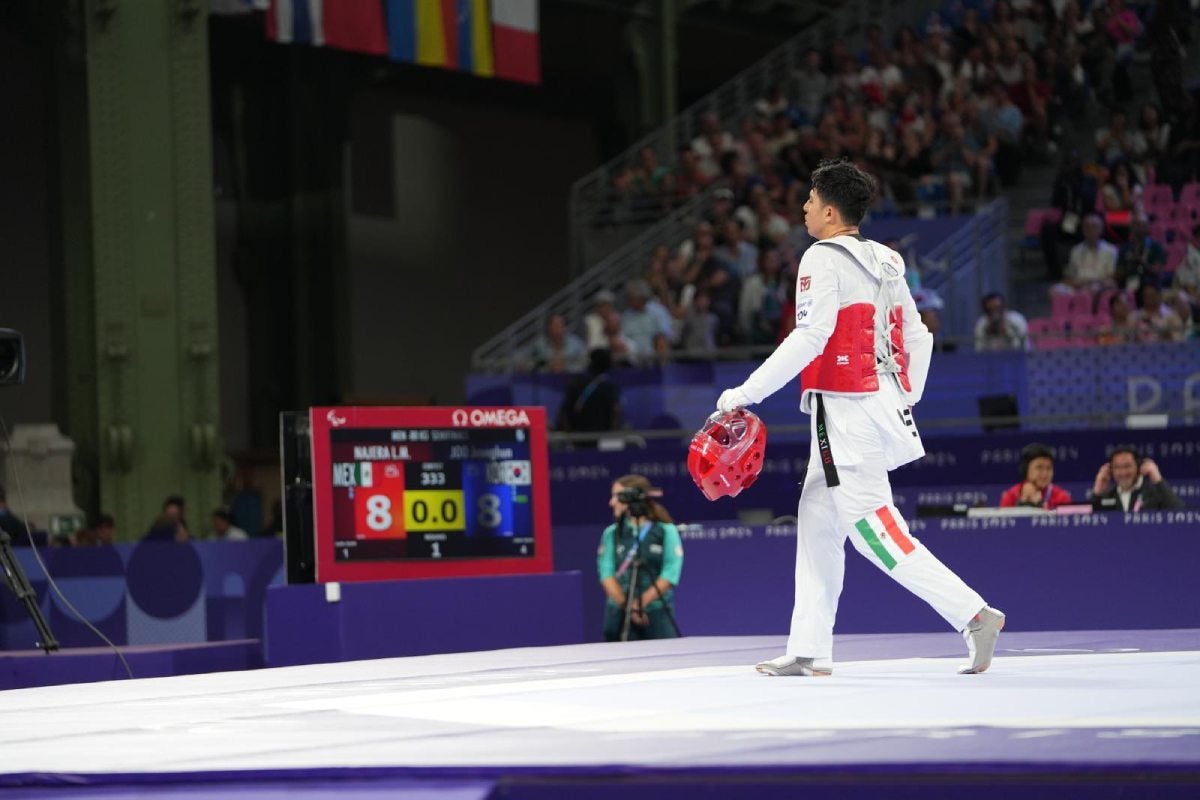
[687,409,767,501]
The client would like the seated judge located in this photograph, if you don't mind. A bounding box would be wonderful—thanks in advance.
[1090,448,1184,512]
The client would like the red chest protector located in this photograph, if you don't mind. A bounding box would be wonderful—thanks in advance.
[800,303,912,395]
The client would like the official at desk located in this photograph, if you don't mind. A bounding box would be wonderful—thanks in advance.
[1090,448,1184,512]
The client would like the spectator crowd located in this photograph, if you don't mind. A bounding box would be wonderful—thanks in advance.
[606,0,1185,227]
[518,0,1197,372]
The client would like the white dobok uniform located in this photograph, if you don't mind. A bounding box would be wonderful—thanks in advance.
[732,234,985,668]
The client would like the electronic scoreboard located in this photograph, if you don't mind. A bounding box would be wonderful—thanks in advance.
[308,406,553,582]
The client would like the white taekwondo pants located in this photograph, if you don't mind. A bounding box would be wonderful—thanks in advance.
[787,390,986,668]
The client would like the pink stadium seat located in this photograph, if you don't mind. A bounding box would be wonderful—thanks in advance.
[1035,332,1072,350]
[1143,183,1174,211]
[1027,317,1062,335]
[1019,208,1062,266]
[1156,204,1183,224]
[1023,207,1061,237]
[1148,221,1169,244]
[1095,288,1119,318]
[1067,290,1095,317]
[1179,181,1200,206]
[1027,317,1069,350]
[1051,291,1074,319]
[1068,315,1100,345]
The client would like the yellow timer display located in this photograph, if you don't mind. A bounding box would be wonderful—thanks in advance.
[402,490,466,532]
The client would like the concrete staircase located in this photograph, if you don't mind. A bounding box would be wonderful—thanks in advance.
[1004,160,1061,319]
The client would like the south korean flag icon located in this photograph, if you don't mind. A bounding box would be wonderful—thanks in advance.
[498,460,532,486]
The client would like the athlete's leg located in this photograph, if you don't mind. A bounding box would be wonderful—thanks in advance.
[831,457,986,632]
[783,466,847,667]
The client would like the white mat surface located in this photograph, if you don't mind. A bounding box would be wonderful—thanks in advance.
[2,638,1198,775]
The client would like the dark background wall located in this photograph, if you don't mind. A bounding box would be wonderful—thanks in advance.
[344,89,597,408]
[0,25,53,428]
[1,3,799,460]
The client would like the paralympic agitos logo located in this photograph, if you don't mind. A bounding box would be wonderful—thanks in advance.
[451,408,531,428]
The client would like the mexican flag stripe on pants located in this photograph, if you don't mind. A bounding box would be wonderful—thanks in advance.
[853,506,915,571]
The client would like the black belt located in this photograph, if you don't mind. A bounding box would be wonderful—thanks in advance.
[814,393,840,488]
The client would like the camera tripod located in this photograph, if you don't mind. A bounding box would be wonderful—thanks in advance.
[0,529,59,653]
[617,512,682,642]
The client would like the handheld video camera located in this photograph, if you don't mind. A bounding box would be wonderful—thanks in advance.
[617,486,653,519]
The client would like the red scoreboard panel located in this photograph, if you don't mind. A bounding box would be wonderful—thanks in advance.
[309,406,554,583]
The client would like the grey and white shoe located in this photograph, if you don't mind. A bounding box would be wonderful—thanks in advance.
[959,606,1006,674]
[755,655,832,676]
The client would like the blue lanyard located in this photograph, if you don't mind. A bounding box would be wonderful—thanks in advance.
[614,521,653,578]
[574,373,607,413]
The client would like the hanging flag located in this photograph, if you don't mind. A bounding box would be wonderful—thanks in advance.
[491,0,540,84]
[386,1,493,78]
[385,0,417,63]
[266,0,324,45]
[268,1,387,54]
[323,0,389,55]
[416,0,456,68]
[267,0,520,82]
[459,0,494,77]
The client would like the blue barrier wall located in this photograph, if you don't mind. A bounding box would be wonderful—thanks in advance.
[548,425,1200,525]
[1025,343,1200,427]
[859,215,974,257]
[556,512,1200,643]
[265,572,586,667]
[4,511,1197,660]
[0,540,284,651]
[468,343,1198,436]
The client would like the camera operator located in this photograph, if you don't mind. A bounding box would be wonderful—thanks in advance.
[597,474,684,641]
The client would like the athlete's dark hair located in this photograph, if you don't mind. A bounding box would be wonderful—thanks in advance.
[1018,443,1055,480]
[810,159,877,226]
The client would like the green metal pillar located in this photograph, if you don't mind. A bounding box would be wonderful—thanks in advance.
[625,0,680,133]
[660,0,678,125]
[69,0,222,538]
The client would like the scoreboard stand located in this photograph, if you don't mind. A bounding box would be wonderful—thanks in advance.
[264,571,585,667]
[273,406,577,663]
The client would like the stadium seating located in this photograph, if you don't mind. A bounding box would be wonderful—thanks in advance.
[1026,317,1068,350]
[1142,183,1174,214]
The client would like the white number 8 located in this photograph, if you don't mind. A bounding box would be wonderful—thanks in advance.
[365,495,393,531]
[477,493,502,528]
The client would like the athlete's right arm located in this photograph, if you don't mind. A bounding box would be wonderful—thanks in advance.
[736,248,841,405]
